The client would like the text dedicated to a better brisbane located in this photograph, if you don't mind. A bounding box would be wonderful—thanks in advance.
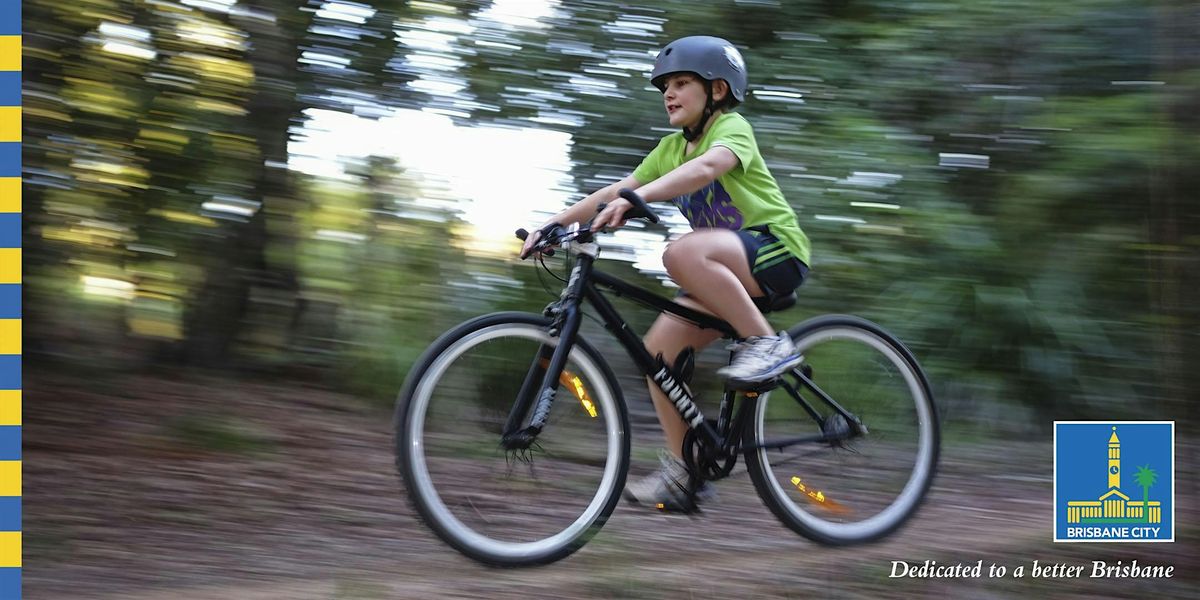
[888,559,1174,579]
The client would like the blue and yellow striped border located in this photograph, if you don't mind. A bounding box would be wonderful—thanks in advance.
[0,1,19,597]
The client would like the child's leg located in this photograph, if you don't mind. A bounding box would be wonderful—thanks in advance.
[661,229,773,339]
[643,296,723,458]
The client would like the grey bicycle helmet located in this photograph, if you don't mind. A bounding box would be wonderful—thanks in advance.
[650,36,747,140]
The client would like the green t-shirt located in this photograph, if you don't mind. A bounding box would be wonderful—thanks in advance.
[632,112,810,265]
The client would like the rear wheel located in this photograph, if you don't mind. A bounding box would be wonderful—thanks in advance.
[395,312,629,566]
[745,314,939,545]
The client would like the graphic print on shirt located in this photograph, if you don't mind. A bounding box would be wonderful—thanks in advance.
[673,181,744,229]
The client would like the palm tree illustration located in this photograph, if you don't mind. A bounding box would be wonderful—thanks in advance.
[1134,465,1158,522]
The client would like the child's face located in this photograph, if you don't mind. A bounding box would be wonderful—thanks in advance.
[661,73,708,129]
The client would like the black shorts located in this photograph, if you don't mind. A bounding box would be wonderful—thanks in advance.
[677,226,809,313]
[737,226,808,310]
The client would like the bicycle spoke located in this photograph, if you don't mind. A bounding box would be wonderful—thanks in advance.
[397,316,628,565]
[746,317,938,544]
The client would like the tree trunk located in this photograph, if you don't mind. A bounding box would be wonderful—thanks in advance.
[183,1,311,366]
[1150,3,1199,422]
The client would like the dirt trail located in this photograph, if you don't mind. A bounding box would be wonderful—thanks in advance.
[23,373,1197,599]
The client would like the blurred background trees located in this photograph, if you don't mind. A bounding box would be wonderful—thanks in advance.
[22,0,1197,431]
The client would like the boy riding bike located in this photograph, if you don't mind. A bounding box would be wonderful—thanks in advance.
[520,36,811,511]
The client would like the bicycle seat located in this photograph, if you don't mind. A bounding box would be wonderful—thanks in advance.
[754,291,797,314]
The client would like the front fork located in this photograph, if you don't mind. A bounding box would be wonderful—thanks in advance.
[500,256,592,450]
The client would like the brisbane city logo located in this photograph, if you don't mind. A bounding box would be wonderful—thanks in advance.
[1054,421,1174,542]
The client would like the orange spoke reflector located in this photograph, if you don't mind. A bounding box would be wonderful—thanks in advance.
[790,476,851,515]
[560,371,597,418]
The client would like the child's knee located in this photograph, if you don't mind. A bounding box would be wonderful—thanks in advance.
[662,239,702,275]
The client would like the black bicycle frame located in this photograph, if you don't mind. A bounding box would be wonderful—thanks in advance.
[501,250,856,453]
[502,250,745,450]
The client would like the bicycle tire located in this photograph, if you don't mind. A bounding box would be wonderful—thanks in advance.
[395,312,630,566]
[744,314,939,545]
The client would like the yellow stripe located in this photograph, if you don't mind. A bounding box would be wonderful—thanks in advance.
[753,254,792,273]
[0,249,17,283]
[754,246,789,266]
[0,320,16,354]
[755,241,784,255]
[0,391,18,426]
[0,461,17,497]
[0,107,17,142]
[0,37,18,72]
[0,179,17,213]
[0,532,18,568]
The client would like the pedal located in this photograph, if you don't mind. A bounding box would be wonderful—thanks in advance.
[626,489,704,515]
[655,483,706,515]
[724,377,782,394]
[653,498,703,515]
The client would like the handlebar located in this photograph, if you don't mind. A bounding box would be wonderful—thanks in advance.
[616,188,660,224]
[516,188,659,259]
[515,225,555,256]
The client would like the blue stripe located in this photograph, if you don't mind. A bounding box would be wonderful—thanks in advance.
[0,215,15,248]
[0,568,17,599]
[0,498,18,531]
[0,287,16,319]
[0,73,17,106]
[0,145,16,178]
[0,2,18,36]
[0,356,16,389]
[0,427,16,461]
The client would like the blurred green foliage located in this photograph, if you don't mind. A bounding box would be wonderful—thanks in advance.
[23,0,1198,432]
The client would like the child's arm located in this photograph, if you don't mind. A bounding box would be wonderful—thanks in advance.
[548,174,642,228]
[592,146,739,230]
[520,174,641,258]
[636,146,739,202]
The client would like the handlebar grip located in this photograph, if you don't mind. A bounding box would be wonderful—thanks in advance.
[515,227,555,259]
[617,188,660,224]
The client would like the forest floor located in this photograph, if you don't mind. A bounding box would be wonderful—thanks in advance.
[23,371,1197,599]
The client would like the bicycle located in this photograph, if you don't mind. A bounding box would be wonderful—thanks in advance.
[394,189,939,567]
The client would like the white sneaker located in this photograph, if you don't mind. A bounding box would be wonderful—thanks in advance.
[717,331,803,386]
[623,449,716,511]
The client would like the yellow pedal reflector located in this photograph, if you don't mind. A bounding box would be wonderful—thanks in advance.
[790,476,850,515]
[559,371,598,418]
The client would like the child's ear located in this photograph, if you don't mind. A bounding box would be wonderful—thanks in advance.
[714,79,730,102]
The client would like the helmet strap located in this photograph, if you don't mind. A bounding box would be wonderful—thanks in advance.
[682,79,716,142]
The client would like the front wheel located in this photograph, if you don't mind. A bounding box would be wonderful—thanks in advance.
[745,314,939,545]
[395,312,630,566]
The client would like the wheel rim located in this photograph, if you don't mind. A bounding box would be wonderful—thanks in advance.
[754,325,936,540]
[405,323,623,560]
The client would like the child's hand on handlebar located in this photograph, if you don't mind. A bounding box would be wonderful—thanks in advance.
[519,229,542,259]
[592,197,633,231]
[518,222,561,259]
